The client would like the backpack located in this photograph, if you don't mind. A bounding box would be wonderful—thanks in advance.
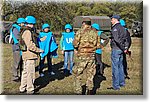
[125,28,132,49]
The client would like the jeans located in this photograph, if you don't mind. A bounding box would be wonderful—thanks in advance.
[111,49,125,90]
[64,50,74,74]
[39,52,52,74]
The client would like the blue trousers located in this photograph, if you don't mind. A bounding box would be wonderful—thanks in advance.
[64,50,74,74]
[111,49,125,90]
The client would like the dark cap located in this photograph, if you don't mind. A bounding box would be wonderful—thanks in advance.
[111,15,121,20]
[83,17,91,21]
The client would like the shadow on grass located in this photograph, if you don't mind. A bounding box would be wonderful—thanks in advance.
[34,61,71,93]
[34,61,110,94]
[90,62,110,95]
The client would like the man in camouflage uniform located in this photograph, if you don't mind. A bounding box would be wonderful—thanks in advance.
[73,18,101,95]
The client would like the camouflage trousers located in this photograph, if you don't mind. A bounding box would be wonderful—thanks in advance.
[72,55,96,94]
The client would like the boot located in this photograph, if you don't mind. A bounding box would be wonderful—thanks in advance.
[87,90,93,95]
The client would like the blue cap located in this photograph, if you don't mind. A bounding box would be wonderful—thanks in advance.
[119,19,126,27]
[17,18,25,24]
[91,23,100,31]
[25,16,36,24]
[111,15,120,20]
[65,24,72,30]
[42,23,50,30]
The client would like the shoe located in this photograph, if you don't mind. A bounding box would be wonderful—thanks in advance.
[107,87,120,90]
[69,71,72,75]
[87,90,94,95]
[49,71,55,75]
[27,91,34,95]
[125,76,130,79]
[64,69,69,74]
[40,73,44,77]
[20,90,26,93]
[120,85,125,87]
[13,78,20,82]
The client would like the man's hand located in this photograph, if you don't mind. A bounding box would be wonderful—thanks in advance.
[39,49,44,53]
[74,50,78,54]
[124,49,128,54]
[40,36,47,41]
[124,49,131,56]
[61,50,64,55]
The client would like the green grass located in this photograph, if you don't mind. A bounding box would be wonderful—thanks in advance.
[1,37,143,95]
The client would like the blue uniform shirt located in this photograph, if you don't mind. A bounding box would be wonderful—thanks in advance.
[96,31,103,54]
[38,32,58,59]
[62,31,75,51]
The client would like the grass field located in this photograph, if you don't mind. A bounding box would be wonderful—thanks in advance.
[1,37,143,95]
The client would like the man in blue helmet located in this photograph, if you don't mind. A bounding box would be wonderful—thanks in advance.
[19,16,43,94]
[91,23,109,79]
[107,15,128,90]
[60,24,75,75]
[120,19,132,79]
[9,17,25,82]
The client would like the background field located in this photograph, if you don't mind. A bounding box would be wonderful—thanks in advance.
[1,36,143,95]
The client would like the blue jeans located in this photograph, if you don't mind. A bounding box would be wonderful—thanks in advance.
[111,49,125,90]
[64,50,74,74]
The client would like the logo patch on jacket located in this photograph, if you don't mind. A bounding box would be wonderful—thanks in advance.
[113,29,117,31]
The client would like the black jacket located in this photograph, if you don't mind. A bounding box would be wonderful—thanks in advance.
[110,23,128,51]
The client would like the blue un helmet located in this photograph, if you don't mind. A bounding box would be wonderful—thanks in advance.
[25,16,36,24]
[42,23,50,30]
[120,19,126,27]
[65,24,72,30]
[17,18,25,24]
[91,23,100,31]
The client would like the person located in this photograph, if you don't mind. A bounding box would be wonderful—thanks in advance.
[9,18,25,82]
[72,18,101,95]
[108,15,127,90]
[19,16,43,94]
[60,24,75,74]
[38,23,58,77]
[119,19,132,79]
[91,23,109,79]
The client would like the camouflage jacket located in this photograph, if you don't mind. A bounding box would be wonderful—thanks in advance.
[73,26,101,56]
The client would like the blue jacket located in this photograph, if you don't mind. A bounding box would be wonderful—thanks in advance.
[9,24,23,55]
[96,31,103,54]
[38,32,58,59]
[61,31,75,51]
[9,24,21,44]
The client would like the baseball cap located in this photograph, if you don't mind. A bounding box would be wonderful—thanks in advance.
[111,15,121,20]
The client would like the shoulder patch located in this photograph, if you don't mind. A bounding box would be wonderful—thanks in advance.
[113,28,117,31]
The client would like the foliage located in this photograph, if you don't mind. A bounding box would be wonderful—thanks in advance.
[1,1,143,31]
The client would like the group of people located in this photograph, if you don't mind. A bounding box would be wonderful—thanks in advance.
[10,14,131,95]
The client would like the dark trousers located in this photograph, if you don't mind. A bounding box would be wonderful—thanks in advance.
[39,52,52,74]
[95,53,103,75]
[123,53,128,76]
[12,51,22,80]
